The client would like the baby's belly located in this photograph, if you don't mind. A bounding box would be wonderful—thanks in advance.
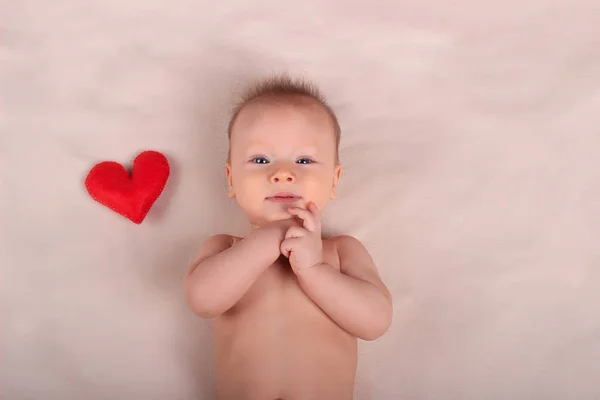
[213,267,357,400]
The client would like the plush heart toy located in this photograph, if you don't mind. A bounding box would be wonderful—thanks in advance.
[85,151,170,224]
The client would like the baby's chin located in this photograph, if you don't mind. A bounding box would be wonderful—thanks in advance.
[264,212,296,224]
[246,210,297,228]
[244,199,325,227]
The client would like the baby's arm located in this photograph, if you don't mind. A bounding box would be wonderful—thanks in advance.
[295,235,393,341]
[184,222,289,318]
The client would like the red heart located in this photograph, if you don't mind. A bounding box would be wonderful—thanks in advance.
[85,151,170,224]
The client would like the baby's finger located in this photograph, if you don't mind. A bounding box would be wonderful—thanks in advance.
[307,202,322,229]
[285,226,307,240]
[280,237,301,258]
[288,207,317,232]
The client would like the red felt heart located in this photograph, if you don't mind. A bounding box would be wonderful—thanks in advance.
[85,151,170,224]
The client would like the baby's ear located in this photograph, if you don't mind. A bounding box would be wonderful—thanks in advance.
[330,164,342,199]
[225,162,236,198]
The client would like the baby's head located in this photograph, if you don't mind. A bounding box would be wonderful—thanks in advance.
[225,75,342,228]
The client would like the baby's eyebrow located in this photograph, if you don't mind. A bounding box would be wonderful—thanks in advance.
[295,147,319,155]
[244,143,320,156]
[245,142,269,153]
[247,141,267,147]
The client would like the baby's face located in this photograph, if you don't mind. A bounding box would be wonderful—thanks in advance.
[226,97,342,227]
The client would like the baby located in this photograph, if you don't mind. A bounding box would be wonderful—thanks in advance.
[184,76,393,400]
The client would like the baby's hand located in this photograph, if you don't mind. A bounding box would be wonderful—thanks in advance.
[280,202,323,272]
[261,217,303,242]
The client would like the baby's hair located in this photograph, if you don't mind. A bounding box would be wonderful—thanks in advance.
[227,75,341,162]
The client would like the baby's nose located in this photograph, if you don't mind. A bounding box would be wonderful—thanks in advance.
[271,169,296,183]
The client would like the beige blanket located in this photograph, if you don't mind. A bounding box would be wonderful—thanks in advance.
[3,0,600,398]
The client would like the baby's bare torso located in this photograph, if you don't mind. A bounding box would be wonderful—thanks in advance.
[214,236,357,400]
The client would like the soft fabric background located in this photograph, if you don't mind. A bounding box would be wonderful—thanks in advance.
[2,0,600,399]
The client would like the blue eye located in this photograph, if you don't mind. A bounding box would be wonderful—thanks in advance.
[251,157,269,164]
[297,158,314,164]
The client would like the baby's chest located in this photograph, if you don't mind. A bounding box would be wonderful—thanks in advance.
[271,239,337,281]
[231,240,339,311]
[265,239,339,283]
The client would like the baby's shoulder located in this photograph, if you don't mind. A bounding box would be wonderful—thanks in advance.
[324,234,362,245]
[213,233,243,247]
[193,233,235,262]
[325,234,367,254]
[230,235,242,246]
[199,233,240,251]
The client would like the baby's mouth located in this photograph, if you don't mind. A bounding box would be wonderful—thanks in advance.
[266,192,302,203]
[266,197,300,204]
